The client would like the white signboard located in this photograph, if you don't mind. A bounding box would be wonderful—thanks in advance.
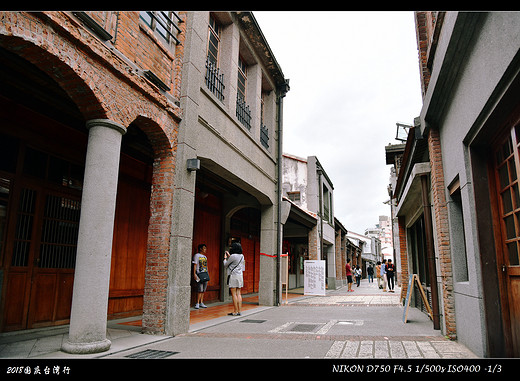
[304,260,326,296]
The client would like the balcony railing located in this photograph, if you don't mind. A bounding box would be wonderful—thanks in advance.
[205,57,225,101]
[260,124,269,149]
[236,94,251,130]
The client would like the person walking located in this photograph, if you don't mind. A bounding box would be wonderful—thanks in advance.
[224,242,245,316]
[355,265,362,287]
[380,259,387,292]
[376,261,382,289]
[386,258,395,293]
[192,244,209,309]
[367,265,374,283]
[345,258,354,292]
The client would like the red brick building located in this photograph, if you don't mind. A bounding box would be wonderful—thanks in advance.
[0,11,185,352]
[0,11,289,354]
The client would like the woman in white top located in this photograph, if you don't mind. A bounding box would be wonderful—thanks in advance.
[223,242,245,316]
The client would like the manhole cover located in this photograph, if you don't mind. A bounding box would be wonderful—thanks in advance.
[125,349,179,359]
[240,319,266,324]
[288,323,321,333]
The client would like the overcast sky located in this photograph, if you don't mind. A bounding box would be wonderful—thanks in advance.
[253,11,423,235]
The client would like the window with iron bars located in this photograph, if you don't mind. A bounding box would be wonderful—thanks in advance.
[205,15,225,101]
[236,94,252,130]
[260,92,269,149]
[236,56,251,129]
[205,57,225,101]
[139,11,182,45]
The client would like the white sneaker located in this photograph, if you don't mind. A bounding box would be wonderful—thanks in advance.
[194,303,199,309]
[199,303,207,308]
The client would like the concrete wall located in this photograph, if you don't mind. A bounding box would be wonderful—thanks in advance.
[420,11,520,357]
[171,11,285,322]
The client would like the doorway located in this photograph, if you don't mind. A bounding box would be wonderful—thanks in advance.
[491,125,520,356]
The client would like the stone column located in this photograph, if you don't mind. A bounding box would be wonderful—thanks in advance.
[62,119,126,354]
[259,204,278,306]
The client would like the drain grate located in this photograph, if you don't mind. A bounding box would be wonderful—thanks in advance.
[288,323,321,333]
[240,319,266,324]
[125,349,179,359]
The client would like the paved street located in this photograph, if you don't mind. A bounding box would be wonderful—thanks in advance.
[7,279,515,379]
[0,279,478,362]
[104,279,476,360]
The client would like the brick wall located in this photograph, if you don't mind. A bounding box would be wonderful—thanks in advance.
[113,12,183,99]
[308,225,318,260]
[415,11,432,98]
[398,216,409,302]
[0,11,184,334]
[428,127,456,338]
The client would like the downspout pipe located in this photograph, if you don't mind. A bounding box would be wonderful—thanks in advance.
[275,79,290,306]
[420,174,441,330]
[317,166,324,259]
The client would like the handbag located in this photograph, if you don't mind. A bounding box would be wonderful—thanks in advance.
[226,256,243,285]
[198,271,210,282]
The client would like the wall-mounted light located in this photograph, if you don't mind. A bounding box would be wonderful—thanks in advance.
[187,158,200,171]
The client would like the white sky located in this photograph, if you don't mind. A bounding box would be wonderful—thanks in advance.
[253,11,423,235]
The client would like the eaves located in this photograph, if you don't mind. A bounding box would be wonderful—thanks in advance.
[419,12,486,136]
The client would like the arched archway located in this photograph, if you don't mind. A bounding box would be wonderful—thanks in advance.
[0,34,108,122]
[118,116,177,333]
[0,16,179,335]
[0,41,105,331]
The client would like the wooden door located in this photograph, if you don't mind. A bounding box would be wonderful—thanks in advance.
[108,169,150,318]
[238,235,259,294]
[493,125,520,357]
[192,188,222,302]
[3,186,80,331]
[230,207,260,294]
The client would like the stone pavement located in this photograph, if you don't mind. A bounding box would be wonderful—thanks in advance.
[107,279,476,360]
[0,279,478,361]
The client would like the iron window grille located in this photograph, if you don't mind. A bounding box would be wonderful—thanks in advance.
[139,11,182,45]
[205,57,225,101]
[260,124,269,149]
[236,94,251,130]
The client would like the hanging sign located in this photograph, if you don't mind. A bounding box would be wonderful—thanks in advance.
[304,260,326,296]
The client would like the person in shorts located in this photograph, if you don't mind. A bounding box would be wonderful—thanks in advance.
[345,258,353,292]
[223,242,245,316]
[192,244,209,309]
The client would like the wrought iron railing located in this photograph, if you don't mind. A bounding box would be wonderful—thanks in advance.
[236,94,251,130]
[260,124,269,149]
[205,57,225,101]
